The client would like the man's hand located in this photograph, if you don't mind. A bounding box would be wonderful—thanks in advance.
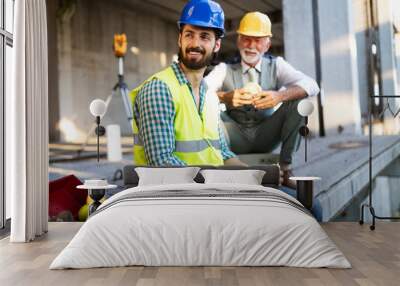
[253,90,283,109]
[219,89,253,107]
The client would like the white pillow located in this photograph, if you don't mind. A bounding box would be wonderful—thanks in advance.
[200,169,266,185]
[135,167,200,186]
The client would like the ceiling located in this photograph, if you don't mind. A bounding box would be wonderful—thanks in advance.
[118,0,282,21]
[117,0,284,56]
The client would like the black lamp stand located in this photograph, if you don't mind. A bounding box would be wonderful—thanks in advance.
[299,116,310,162]
[88,189,106,215]
[89,116,106,215]
[359,95,400,230]
[94,116,105,162]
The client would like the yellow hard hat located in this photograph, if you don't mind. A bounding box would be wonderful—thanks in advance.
[237,12,272,37]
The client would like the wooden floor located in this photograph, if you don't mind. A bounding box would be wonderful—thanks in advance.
[0,222,399,286]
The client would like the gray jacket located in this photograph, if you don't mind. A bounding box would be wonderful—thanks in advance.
[221,55,278,126]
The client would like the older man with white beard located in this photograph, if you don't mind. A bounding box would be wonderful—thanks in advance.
[205,12,319,188]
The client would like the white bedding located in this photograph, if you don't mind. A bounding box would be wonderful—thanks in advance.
[50,183,351,269]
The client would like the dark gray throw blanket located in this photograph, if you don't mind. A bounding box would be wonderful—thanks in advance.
[91,189,311,218]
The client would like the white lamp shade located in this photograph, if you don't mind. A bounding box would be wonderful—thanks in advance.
[89,99,107,117]
[297,99,314,117]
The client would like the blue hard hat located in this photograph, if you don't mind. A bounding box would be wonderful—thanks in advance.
[178,0,225,36]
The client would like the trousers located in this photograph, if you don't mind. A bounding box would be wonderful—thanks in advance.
[221,99,303,164]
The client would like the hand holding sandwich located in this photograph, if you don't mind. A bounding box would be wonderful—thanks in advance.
[253,90,283,109]
[218,82,284,109]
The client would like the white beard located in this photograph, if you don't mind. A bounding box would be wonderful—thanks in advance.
[240,48,261,65]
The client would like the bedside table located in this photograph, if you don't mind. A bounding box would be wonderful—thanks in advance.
[289,176,321,210]
[77,180,117,215]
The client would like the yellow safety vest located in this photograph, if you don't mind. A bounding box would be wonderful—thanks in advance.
[130,66,224,166]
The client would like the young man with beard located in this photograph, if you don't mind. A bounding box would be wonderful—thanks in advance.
[205,12,319,187]
[130,0,244,166]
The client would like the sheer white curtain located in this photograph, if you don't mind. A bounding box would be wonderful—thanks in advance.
[7,0,48,242]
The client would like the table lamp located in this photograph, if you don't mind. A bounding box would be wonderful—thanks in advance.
[297,99,314,162]
[89,99,107,162]
[78,99,117,216]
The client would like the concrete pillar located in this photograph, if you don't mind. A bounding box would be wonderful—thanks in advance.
[377,0,400,133]
[283,0,319,134]
[283,0,362,135]
[396,33,400,96]
[318,0,362,135]
[352,0,370,122]
[393,0,400,91]
[396,32,400,91]
[46,0,60,142]
[57,2,78,142]
[283,0,316,79]
[377,0,398,95]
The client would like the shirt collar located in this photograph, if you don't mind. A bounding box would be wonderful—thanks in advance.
[171,61,189,86]
[241,59,262,74]
[171,61,207,90]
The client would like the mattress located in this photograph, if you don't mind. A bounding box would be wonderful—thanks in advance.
[50,183,351,269]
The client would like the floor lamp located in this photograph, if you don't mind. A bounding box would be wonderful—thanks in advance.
[359,94,400,230]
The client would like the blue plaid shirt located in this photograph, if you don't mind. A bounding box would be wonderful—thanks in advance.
[134,62,236,166]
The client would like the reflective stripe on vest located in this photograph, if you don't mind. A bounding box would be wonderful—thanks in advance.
[133,134,221,152]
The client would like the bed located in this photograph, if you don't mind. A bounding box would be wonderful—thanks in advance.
[50,165,350,269]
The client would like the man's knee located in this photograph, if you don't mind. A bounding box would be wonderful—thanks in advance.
[279,99,303,126]
[284,98,301,112]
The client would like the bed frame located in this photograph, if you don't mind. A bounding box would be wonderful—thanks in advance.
[122,165,316,212]
[122,165,280,188]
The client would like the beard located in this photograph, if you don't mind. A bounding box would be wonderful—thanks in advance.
[178,46,215,70]
[240,48,261,65]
